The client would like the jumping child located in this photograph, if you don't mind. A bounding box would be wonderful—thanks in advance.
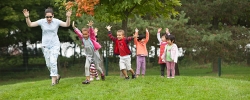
[105,25,136,79]
[134,28,149,78]
[72,21,105,84]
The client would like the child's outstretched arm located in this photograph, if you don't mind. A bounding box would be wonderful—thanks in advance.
[72,21,83,40]
[134,28,139,44]
[94,28,98,42]
[87,21,96,41]
[145,28,149,43]
[157,28,162,43]
[106,25,117,42]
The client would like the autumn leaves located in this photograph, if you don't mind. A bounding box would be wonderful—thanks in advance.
[65,0,99,17]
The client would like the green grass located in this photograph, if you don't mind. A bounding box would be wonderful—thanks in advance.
[0,76,249,100]
[0,64,250,100]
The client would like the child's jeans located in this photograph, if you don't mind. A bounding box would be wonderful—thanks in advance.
[136,56,146,75]
[166,61,175,77]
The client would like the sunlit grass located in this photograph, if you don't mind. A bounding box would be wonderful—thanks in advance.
[0,75,250,100]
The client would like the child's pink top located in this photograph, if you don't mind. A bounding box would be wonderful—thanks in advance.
[74,27,101,51]
[134,31,149,56]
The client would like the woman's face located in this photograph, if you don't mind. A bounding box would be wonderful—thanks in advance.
[45,13,53,23]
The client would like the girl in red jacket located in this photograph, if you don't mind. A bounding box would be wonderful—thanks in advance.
[157,28,170,77]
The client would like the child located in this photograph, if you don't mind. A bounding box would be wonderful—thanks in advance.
[157,28,170,77]
[134,28,149,78]
[72,21,105,84]
[105,25,136,79]
[161,34,178,78]
[89,62,100,81]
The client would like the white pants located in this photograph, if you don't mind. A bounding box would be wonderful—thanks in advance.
[119,55,132,70]
[42,46,60,76]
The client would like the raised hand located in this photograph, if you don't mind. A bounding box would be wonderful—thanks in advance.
[66,10,72,17]
[166,28,169,33]
[106,25,112,31]
[87,20,94,27]
[146,28,149,33]
[94,28,98,36]
[22,9,29,18]
[158,28,162,33]
[72,21,76,29]
[133,34,138,38]
[135,28,139,33]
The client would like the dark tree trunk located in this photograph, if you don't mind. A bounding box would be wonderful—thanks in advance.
[212,59,218,73]
[122,19,128,36]
[35,42,38,56]
[175,63,180,75]
[22,41,28,72]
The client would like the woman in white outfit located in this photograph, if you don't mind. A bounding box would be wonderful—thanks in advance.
[22,7,72,86]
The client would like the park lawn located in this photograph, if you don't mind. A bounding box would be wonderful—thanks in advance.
[0,64,250,99]
[0,75,250,100]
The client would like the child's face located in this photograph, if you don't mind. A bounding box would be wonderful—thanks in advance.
[117,32,124,40]
[161,36,167,42]
[167,39,173,45]
[82,31,89,39]
[139,38,146,42]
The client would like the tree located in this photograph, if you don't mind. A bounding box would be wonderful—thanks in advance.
[177,0,250,70]
[93,0,181,34]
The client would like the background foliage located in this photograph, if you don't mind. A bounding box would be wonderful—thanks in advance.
[0,0,250,75]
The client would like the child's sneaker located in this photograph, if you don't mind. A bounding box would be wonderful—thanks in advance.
[82,80,90,84]
[132,74,136,79]
[125,76,130,80]
[101,73,105,80]
[96,77,100,80]
[90,77,94,81]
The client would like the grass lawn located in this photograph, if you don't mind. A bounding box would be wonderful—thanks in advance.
[0,64,250,100]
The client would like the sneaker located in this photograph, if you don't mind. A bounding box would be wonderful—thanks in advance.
[56,75,61,84]
[96,77,100,80]
[101,73,105,80]
[51,83,55,86]
[167,77,171,78]
[125,76,130,80]
[90,77,94,81]
[82,80,90,84]
[171,77,175,78]
[132,74,136,79]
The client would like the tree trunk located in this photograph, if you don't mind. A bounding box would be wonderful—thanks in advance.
[212,59,218,73]
[22,41,28,72]
[35,42,38,56]
[122,19,128,36]
[175,63,180,75]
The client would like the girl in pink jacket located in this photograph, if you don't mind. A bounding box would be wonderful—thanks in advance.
[161,34,178,78]
[72,21,105,84]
